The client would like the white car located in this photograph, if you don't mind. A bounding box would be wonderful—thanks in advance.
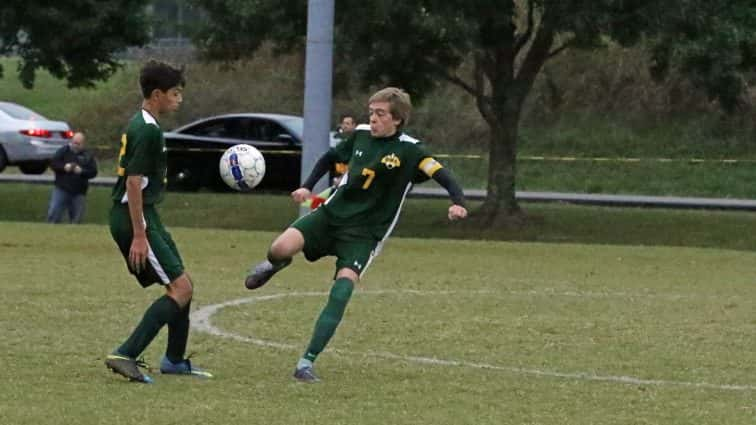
[0,102,73,174]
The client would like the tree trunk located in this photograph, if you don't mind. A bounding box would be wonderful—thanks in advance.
[478,110,522,223]
[471,15,555,225]
[475,21,555,224]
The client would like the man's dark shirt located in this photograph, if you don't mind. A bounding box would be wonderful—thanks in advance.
[50,145,98,195]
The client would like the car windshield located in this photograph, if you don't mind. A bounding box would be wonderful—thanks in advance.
[279,117,303,139]
[0,102,48,121]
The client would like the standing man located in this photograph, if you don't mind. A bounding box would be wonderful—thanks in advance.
[46,132,98,224]
[330,114,357,177]
[335,114,357,142]
[245,87,468,382]
[105,60,211,383]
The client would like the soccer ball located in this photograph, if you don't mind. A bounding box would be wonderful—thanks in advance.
[219,144,266,191]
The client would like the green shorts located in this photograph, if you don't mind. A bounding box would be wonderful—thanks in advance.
[109,203,184,287]
[291,207,380,276]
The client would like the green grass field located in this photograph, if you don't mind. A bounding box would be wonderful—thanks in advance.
[2,222,756,425]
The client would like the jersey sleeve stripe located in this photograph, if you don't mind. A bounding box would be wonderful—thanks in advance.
[419,157,443,177]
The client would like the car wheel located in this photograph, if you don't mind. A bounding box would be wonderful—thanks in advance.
[19,161,48,174]
[0,147,7,173]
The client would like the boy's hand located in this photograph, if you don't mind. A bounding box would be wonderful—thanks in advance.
[448,205,468,221]
[291,188,312,203]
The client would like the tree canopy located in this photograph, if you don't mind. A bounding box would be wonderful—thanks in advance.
[192,0,756,221]
[648,1,756,112]
[0,0,151,88]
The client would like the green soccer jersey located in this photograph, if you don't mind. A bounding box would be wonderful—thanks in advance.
[111,110,168,205]
[323,124,444,239]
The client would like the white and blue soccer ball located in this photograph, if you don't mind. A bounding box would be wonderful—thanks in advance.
[219,144,266,191]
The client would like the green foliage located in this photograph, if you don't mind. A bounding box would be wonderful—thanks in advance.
[190,0,306,61]
[189,0,756,217]
[0,0,150,88]
[5,53,756,198]
[647,1,756,112]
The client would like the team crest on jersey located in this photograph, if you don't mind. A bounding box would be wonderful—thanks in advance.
[381,153,401,169]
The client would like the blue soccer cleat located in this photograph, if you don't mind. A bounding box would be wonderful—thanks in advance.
[293,366,320,383]
[159,356,213,378]
[105,353,154,384]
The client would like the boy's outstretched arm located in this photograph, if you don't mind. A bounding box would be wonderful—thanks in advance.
[431,167,468,220]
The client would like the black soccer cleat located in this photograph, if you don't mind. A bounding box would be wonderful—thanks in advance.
[245,258,291,290]
[293,366,320,383]
[105,354,153,384]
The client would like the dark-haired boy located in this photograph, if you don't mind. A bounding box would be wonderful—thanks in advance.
[105,60,211,383]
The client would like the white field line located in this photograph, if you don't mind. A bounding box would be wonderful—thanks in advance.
[191,290,756,392]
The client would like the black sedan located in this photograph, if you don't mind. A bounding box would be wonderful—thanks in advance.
[164,113,305,191]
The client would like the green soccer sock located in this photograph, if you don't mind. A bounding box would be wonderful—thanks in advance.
[117,295,181,359]
[165,299,191,363]
[303,277,354,362]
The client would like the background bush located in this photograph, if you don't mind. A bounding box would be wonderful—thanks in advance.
[3,42,756,194]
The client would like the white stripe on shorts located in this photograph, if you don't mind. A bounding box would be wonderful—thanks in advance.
[142,214,170,284]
